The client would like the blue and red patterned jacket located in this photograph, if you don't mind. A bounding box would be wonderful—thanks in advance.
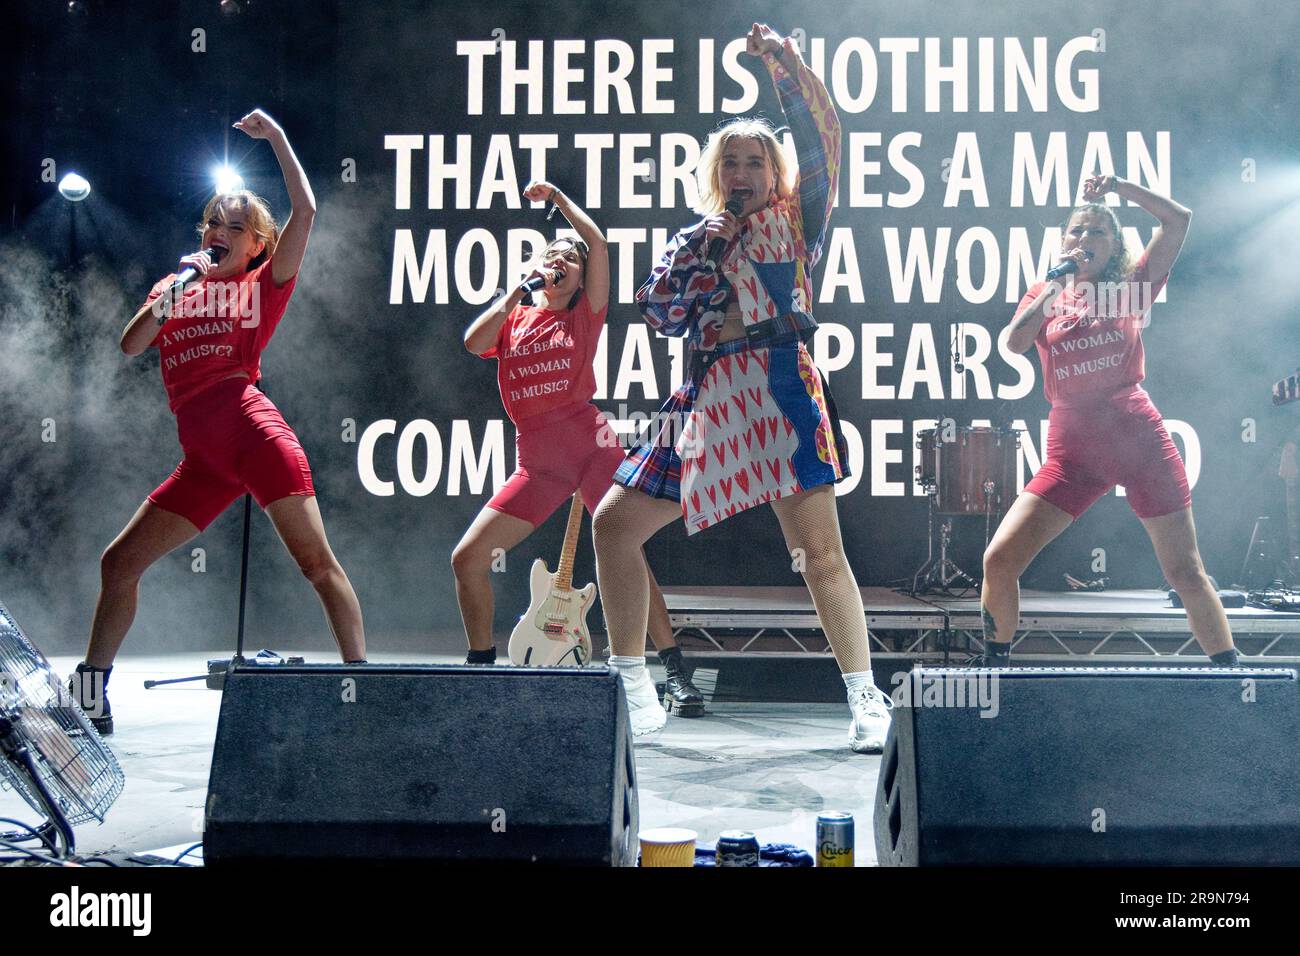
[635,51,841,354]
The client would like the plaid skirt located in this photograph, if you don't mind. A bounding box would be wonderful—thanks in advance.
[613,336,850,535]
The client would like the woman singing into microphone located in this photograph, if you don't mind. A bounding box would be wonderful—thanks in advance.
[454,182,703,718]
[980,175,1238,666]
[592,23,893,749]
[71,110,367,734]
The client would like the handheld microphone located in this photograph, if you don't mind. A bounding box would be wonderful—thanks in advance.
[520,266,564,294]
[703,191,747,272]
[1046,250,1093,281]
[174,247,224,286]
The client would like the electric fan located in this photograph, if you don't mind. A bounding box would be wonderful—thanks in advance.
[0,599,125,860]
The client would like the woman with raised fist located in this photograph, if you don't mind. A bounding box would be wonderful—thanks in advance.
[454,181,701,720]
[980,174,1238,667]
[591,23,893,750]
[72,110,366,735]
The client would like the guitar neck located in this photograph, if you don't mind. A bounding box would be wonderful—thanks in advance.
[1272,369,1300,406]
[1286,479,1299,562]
[553,493,585,592]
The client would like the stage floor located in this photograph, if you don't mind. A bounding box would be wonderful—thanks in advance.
[4,653,878,866]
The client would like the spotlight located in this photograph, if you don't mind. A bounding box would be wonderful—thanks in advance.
[58,172,91,202]
[219,0,242,16]
[212,164,244,194]
[67,1,88,16]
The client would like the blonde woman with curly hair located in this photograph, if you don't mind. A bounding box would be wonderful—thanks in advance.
[591,23,892,750]
[71,109,367,734]
[980,174,1238,667]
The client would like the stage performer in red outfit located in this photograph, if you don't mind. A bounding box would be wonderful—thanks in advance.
[981,174,1238,666]
[454,181,703,721]
[71,110,367,735]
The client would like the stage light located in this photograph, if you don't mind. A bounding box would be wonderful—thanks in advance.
[57,172,91,202]
[219,0,243,16]
[212,164,244,194]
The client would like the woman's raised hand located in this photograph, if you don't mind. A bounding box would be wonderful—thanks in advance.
[1081,173,1117,203]
[233,109,283,141]
[523,180,558,203]
[745,22,800,69]
[745,22,784,57]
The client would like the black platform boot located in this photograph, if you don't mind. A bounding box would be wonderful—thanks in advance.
[657,646,705,718]
[980,641,1012,668]
[69,663,113,736]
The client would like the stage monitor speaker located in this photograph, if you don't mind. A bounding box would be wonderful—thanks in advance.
[204,664,638,865]
[874,666,1300,865]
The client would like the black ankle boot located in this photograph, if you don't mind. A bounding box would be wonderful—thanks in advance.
[465,647,497,666]
[70,663,114,736]
[657,646,705,717]
[980,643,1012,668]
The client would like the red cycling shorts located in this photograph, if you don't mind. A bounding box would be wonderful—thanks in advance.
[487,403,628,527]
[1024,386,1191,520]
[148,377,315,531]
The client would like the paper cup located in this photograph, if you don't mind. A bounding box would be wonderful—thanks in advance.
[638,827,698,867]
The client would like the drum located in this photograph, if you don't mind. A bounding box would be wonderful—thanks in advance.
[933,426,1020,516]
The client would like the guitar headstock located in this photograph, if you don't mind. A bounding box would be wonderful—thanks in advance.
[1273,369,1300,406]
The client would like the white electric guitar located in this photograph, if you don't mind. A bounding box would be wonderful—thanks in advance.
[508,493,595,667]
[1281,440,1298,576]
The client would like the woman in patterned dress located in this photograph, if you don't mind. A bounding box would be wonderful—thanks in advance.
[591,23,892,750]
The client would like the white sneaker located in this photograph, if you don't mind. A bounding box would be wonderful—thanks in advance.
[620,666,667,737]
[848,685,893,754]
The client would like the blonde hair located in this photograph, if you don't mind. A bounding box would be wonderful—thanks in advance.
[196,190,279,270]
[693,118,793,216]
[1064,203,1135,283]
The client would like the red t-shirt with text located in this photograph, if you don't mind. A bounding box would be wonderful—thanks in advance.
[142,260,297,413]
[484,292,607,427]
[1022,252,1168,405]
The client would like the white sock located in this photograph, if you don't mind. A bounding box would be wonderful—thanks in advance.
[609,655,647,682]
[843,670,875,701]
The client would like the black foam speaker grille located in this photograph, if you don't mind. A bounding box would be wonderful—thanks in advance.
[205,664,638,865]
[874,667,1300,865]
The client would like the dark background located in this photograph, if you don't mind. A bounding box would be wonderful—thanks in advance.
[3,0,1297,658]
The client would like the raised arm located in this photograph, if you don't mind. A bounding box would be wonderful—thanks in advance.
[234,109,317,288]
[1082,174,1191,285]
[524,180,609,313]
[749,23,841,266]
